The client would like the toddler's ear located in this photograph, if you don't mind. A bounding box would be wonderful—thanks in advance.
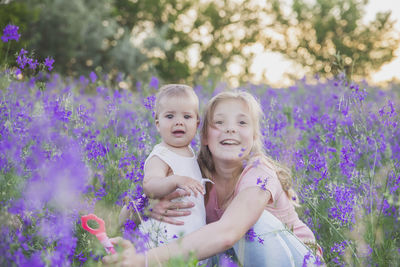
[155,119,160,132]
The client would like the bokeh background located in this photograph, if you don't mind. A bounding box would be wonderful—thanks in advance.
[1,0,399,87]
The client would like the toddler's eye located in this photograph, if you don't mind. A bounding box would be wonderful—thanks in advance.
[239,121,247,125]
[166,114,173,119]
[214,120,223,125]
[184,115,192,119]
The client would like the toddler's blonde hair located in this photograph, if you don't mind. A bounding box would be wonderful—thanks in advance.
[155,84,199,120]
[197,90,299,206]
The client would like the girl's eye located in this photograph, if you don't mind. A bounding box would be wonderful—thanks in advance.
[166,114,173,119]
[239,121,247,125]
[184,115,192,119]
[214,120,223,125]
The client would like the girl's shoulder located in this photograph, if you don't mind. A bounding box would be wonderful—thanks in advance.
[245,155,277,174]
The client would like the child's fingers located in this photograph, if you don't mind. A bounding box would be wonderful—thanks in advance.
[165,190,190,200]
[192,185,203,196]
[197,183,205,195]
[102,253,119,265]
[163,209,191,217]
[109,236,126,245]
[189,185,198,197]
[156,215,185,225]
[182,186,193,196]
[169,200,194,210]
[109,237,134,249]
[192,182,205,195]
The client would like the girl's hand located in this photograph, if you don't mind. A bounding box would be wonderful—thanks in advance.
[102,237,145,267]
[175,175,205,197]
[149,190,195,225]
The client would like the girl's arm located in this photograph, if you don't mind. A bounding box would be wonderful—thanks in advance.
[104,186,271,266]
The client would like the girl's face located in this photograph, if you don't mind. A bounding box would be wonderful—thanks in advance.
[205,98,254,164]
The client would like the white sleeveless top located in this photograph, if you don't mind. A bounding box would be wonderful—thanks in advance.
[140,144,207,247]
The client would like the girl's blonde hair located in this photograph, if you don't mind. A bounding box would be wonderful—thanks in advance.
[197,90,299,206]
[155,84,199,120]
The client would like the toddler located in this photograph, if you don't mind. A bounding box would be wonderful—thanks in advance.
[120,84,207,248]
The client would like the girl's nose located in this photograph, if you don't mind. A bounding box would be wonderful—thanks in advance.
[175,120,183,126]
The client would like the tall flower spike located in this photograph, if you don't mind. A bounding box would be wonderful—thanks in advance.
[44,57,55,71]
[1,24,21,42]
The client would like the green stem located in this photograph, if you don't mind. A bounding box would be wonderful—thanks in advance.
[305,199,361,265]
[373,163,398,245]
[3,42,11,67]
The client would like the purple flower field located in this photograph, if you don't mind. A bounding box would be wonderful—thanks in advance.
[1,24,400,266]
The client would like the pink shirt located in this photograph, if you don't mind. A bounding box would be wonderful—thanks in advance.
[205,157,316,244]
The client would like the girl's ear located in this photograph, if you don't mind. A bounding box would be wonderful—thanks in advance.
[155,119,160,132]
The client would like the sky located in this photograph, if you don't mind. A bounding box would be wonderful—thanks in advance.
[250,0,400,86]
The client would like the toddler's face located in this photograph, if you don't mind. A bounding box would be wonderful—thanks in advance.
[156,95,199,148]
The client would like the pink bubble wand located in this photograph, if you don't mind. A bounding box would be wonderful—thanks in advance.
[81,214,116,254]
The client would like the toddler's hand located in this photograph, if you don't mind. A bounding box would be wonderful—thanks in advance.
[175,176,205,197]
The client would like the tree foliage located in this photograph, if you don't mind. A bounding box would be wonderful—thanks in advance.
[112,0,268,84]
[0,0,36,67]
[1,0,399,84]
[266,0,399,79]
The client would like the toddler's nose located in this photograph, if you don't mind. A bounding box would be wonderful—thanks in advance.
[225,127,236,133]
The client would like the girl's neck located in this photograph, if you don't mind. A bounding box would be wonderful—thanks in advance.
[213,160,242,184]
[212,161,242,210]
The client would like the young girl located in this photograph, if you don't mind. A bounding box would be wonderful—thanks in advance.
[120,84,207,247]
[198,90,323,259]
[106,90,320,266]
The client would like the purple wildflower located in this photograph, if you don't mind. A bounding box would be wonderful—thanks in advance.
[14,67,22,75]
[89,71,97,83]
[1,24,21,42]
[330,241,349,266]
[256,177,268,191]
[302,251,312,267]
[16,48,29,69]
[28,58,39,70]
[143,95,156,111]
[328,185,356,226]
[245,227,257,242]
[76,252,87,264]
[124,219,137,232]
[44,57,55,71]
[238,147,246,157]
[219,254,238,267]
[149,76,159,89]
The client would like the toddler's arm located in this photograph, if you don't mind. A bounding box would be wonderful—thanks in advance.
[143,156,204,198]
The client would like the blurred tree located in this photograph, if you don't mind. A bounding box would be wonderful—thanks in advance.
[112,0,268,84]
[5,0,396,85]
[266,0,400,80]
[1,0,268,85]
[20,0,161,81]
[0,0,37,67]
